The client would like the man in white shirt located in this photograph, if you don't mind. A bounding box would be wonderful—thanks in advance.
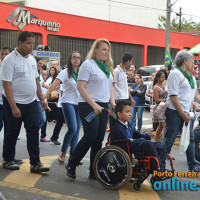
[114,52,133,101]
[164,50,200,172]
[0,31,49,173]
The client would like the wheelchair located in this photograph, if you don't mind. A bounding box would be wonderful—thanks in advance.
[93,138,175,192]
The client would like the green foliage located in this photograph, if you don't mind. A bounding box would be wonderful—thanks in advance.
[157,15,200,32]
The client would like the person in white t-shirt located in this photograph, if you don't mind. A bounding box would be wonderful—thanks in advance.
[164,50,200,172]
[0,31,49,173]
[45,51,82,163]
[66,39,115,180]
[114,52,133,101]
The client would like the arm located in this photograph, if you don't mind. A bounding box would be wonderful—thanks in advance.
[110,82,116,110]
[136,85,147,97]
[77,80,103,114]
[45,79,61,99]
[194,89,200,103]
[2,81,21,118]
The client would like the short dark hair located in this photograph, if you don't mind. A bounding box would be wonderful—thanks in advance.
[122,52,133,64]
[18,31,34,44]
[115,100,131,117]
[1,47,12,53]
[42,63,47,70]
[34,56,42,63]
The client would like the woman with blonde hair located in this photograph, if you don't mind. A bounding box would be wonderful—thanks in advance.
[66,38,115,179]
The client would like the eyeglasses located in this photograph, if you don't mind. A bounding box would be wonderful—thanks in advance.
[72,56,81,60]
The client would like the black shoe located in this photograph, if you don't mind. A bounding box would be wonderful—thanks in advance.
[50,139,61,145]
[66,164,76,179]
[3,161,20,170]
[88,172,96,180]
[30,163,50,173]
[14,159,23,164]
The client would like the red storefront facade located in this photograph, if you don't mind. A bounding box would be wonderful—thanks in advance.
[0,2,200,67]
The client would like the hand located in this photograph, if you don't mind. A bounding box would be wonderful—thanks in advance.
[47,106,51,112]
[92,103,103,114]
[41,100,47,111]
[111,102,116,111]
[131,100,136,107]
[12,106,21,118]
[195,106,200,112]
[181,112,190,122]
[137,90,141,93]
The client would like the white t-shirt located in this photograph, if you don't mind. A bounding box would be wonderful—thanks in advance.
[56,69,79,105]
[0,49,38,104]
[36,75,44,101]
[167,68,197,112]
[78,59,113,103]
[57,84,63,108]
[0,64,3,105]
[114,65,129,100]
[46,76,53,85]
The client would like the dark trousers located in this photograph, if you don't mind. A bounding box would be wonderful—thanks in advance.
[69,102,109,173]
[0,104,8,137]
[131,138,167,172]
[41,120,47,138]
[3,96,40,165]
[51,107,65,141]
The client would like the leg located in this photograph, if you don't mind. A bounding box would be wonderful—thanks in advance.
[130,106,137,129]
[37,101,46,129]
[137,106,144,133]
[89,103,109,174]
[154,122,163,141]
[0,104,5,132]
[23,100,41,165]
[2,96,22,162]
[163,108,183,154]
[69,105,81,155]
[51,107,65,141]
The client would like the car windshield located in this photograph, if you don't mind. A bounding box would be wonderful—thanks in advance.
[137,67,156,76]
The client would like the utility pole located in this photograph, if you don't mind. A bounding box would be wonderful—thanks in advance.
[176,7,182,32]
[165,0,171,52]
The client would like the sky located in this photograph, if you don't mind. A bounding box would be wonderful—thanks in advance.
[172,0,200,23]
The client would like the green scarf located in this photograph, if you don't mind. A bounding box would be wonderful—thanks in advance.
[176,66,195,89]
[38,75,41,82]
[72,69,78,82]
[94,58,110,78]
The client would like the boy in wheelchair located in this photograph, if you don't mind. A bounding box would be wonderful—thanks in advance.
[110,100,167,173]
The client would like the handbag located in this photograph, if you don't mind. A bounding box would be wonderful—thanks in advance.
[151,102,167,119]
[180,121,191,154]
[49,90,59,101]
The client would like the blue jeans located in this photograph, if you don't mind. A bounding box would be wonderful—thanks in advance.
[68,102,109,173]
[163,108,197,171]
[3,96,40,165]
[130,106,144,132]
[37,101,46,129]
[61,103,81,155]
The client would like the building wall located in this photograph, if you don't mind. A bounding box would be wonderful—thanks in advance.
[27,0,166,29]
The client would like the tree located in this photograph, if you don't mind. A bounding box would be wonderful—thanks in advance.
[157,16,200,32]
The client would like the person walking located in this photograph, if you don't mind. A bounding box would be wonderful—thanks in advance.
[66,39,115,179]
[164,50,200,172]
[129,74,147,133]
[0,31,49,172]
[152,70,167,141]
[114,52,133,101]
[45,51,82,163]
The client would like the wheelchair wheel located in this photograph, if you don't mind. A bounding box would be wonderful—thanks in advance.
[132,180,142,192]
[194,127,200,161]
[94,145,132,190]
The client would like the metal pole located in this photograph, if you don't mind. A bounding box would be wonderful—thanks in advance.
[165,0,171,52]
[179,7,182,32]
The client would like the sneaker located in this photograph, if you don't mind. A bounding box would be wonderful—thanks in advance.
[30,163,50,173]
[40,137,50,142]
[50,139,61,145]
[3,161,20,170]
[66,163,76,179]
[14,159,23,164]
[190,166,200,172]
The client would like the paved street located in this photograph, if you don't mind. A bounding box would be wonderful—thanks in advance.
[0,109,199,200]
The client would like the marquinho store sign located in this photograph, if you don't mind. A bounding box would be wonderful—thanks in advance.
[7,7,60,32]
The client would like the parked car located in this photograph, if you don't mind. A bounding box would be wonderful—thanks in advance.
[136,65,164,107]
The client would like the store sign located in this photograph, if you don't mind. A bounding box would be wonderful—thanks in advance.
[7,7,60,32]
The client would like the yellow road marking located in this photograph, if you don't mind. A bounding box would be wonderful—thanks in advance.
[4,155,59,187]
[119,180,160,200]
[0,181,87,200]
